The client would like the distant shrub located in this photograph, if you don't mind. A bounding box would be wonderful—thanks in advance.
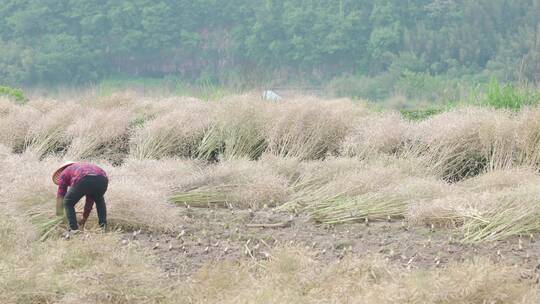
[400,108,443,121]
[326,73,396,101]
[0,86,27,104]
[481,79,540,110]
[395,71,467,103]
[327,72,476,104]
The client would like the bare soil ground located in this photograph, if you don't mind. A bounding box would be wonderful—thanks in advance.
[122,207,540,282]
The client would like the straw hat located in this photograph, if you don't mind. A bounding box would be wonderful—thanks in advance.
[52,161,76,185]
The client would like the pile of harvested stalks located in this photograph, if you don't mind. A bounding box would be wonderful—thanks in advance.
[170,185,234,208]
[27,209,64,241]
[310,177,449,224]
[460,186,540,243]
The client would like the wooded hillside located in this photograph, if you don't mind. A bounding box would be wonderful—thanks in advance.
[1,0,538,86]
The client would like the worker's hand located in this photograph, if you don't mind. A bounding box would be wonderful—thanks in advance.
[56,197,64,216]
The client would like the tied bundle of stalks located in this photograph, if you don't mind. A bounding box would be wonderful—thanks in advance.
[276,158,374,211]
[265,99,362,160]
[516,106,540,167]
[278,156,430,212]
[27,210,64,241]
[170,161,289,209]
[310,177,449,224]
[66,108,131,163]
[0,101,40,153]
[24,103,81,158]
[477,110,517,171]
[460,184,540,243]
[341,112,410,159]
[406,194,472,228]
[170,185,236,208]
[130,103,212,159]
[408,169,540,240]
[459,168,540,193]
[405,108,492,182]
[24,200,73,241]
[276,161,355,212]
[197,101,267,161]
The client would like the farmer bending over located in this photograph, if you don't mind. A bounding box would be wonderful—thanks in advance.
[53,162,108,231]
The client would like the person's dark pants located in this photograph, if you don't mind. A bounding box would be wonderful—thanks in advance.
[64,175,108,230]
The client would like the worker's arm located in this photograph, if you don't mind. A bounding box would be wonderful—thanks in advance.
[56,197,64,216]
[56,175,68,217]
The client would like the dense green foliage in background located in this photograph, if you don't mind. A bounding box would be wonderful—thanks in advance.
[0,0,539,91]
[0,86,27,103]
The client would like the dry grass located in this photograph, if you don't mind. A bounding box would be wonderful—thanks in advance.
[102,158,195,231]
[0,143,10,160]
[171,160,290,209]
[413,185,540,244]
[407,193,474,228]
[24,102,81,158]
[404,108,485,181]
[3,94,540,177]
[5,92,540,302]
[0,228,176,303]
[407,168,540,228]
[5,95,540,242]
[404,108,516,181]
[341,112,410,158]
[130,103,212,159]
[0,101,40,153]
[278,156,431,212]
[264,98,363,160]
[180,246,538,304]
[407,168,540,242]
[458,184,540,243]
[197,101,267,160]
[311,176,450,224]
[477,110,518,171]
[66,108,132,163]
[516,106,540,167]
[0,154,191,233]
[3,93,537,177]
[460,167,540,192]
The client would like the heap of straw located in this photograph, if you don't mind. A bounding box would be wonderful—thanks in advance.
[26,209,64,241]
[169,185,235,208]
[197,102,267,161]
[278,157,428,212]
[23,104,79,158]
[341,112,409,159]
[310,177,449,224]
[404,108,491,181]
[170,161,289,209]
[265,99,358,160]
[66,109,131,161]
[460,185,540,243]
[130,104,212,159]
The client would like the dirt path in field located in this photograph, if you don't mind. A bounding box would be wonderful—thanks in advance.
[123,207,540,281]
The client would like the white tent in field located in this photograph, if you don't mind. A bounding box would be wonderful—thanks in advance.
[262,90,282,101]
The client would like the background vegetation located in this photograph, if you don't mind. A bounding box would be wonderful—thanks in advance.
[1,0,539,101]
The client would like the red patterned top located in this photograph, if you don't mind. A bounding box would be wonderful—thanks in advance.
[57,162,107,220]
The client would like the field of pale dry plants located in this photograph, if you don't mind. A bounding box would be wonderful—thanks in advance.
[2,91,540,303]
